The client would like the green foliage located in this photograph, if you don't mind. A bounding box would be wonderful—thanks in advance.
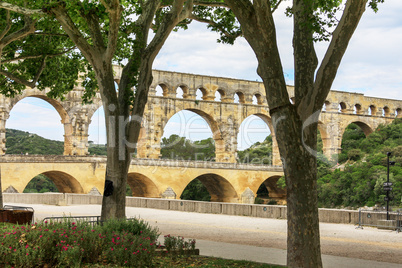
[0,218,159,267]
[163,235,196,254]
[23,174,58,193]
[317,119,402,208]
[237,135,272,164]
[5,128,64,155]
[160,134,215,161]
[0,3,82,99]
[5,128,107,156]
[180,179,211,202]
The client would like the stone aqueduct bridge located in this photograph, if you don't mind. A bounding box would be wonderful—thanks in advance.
[0,68,401,202]
[0,155,284,204]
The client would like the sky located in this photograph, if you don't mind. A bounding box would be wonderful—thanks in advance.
[6,1,402,150]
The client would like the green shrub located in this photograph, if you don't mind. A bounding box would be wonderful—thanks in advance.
[0,218,160,267]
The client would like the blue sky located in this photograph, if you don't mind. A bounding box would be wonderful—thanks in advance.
[6,1,402,150]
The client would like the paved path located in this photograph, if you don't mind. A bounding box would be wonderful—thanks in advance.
[7,203,402,267]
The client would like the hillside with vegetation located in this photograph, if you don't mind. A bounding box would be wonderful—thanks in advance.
[5,129,106,155]
[317,119,401,208]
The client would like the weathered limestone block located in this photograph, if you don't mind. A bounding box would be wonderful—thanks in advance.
[241,187,255,204]
[161,187,176,199]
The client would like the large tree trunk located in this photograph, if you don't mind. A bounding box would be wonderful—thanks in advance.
[93,63,132,220]
[0,167,3,208]
[269,102,322,267]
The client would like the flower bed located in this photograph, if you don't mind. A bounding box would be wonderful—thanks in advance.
[0,218,160,267]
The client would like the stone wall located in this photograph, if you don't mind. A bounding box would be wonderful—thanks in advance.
[3,193,359,225]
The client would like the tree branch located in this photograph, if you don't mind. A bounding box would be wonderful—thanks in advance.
[193,1,228,8]
[271,0,283,13]
[105,1,123,63]
[78,7,106,53]
[0,55,47,88]
[0,15,36,48]
[311,0,367,112]
[0,2,45,16]
[1,46,76,64]
[293,0,318,113]
[46,4,96,65]
[0,10,11,41]
[189,14,242,39]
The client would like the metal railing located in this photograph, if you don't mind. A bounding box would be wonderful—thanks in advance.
[356,209,401,233]
[42,215,102,226]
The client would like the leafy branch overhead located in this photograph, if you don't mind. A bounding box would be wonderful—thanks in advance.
[0,2,81,99]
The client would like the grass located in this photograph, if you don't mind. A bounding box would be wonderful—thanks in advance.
[154,255,284,267]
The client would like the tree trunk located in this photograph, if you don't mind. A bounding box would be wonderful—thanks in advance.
[270,103,322,267]
[93,63,132,221]
[0,167,3,208]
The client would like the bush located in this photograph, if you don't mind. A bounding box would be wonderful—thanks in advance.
[0,218,160,267]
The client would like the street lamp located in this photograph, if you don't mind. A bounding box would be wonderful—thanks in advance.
[385,152,396,220]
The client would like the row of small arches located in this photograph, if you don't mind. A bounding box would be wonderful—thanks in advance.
[154,84,401,117]
[322,101,402,117]
[154,84,265,105]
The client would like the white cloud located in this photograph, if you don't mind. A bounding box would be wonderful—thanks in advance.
[155,1,402,100]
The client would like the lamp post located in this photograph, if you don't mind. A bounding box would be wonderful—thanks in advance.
[385,152,396,220]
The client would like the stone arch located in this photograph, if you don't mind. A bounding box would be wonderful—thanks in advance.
[8,94,69,124]
[181,173,238,202]
[383,106,391,117]
[234,91,246,104]
[238,113,274,135]
[354,103,363,114]
[368,105,377,115]
[127,173,159,198]
[252,93,264,105]
[252,175,286,204]
[180,108,221,140]
[41,171,84,193]
[158,108,221,160]
[339,102,347,113]
[6,95,73,155]
[237,113,281,165]
[87,103,106,146]
[155,83,170,97]
[396,108,402,118]
[215,89,226,101]
[175,84,190,99]
[196,87,208,100]
[341,120,374,138]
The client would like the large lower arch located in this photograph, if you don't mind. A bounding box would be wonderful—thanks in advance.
[253,176,286,204]
[349,121,374,136]
[182,173,238,203]
[237,113,282,166]
[127,173,159,198]
[158,108,222,160]
[42,171,84,193]
[6,94,73,155]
